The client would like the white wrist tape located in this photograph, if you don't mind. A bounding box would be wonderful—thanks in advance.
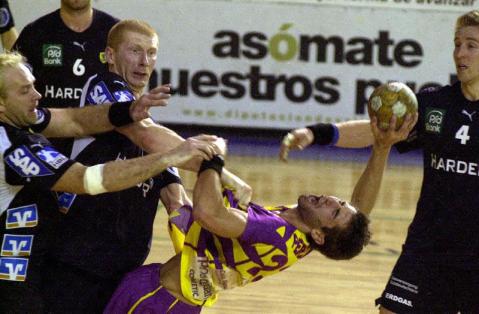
[83,164,107,195]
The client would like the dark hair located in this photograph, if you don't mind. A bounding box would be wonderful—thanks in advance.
[308,211,371,260]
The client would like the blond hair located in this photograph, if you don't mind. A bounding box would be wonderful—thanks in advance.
[0,52,25,98]
[107,19,158,50]
[456,10,479,31]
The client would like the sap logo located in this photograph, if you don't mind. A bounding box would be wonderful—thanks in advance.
[57,192,77,214]
[385,293,412,307]
[5,146,53,177]
[36,146,68,169]
[6,205,38,229]
[87,81,114,104]
[0,257,28,281]
[1,234,33,256]
[137,178,155,198]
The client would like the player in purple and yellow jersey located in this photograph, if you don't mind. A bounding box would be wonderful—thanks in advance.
[105,114,416,313]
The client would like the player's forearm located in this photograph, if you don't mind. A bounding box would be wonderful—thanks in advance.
[43,104,112,138]
[335,120,374,148]
[101,153,173,192]
[350,145,390,215]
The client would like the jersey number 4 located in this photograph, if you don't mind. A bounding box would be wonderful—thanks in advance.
[455,125,470,145]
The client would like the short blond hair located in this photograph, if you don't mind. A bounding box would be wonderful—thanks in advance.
[456,10,479,31]
[107,19,158,50]
[0,52,25,98]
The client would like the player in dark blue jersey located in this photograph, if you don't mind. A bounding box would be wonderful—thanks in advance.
[281,10,479,314]
[0,52,220,313]
[13,0,119,155]
[42,20,251,313]
[0,0,17,51]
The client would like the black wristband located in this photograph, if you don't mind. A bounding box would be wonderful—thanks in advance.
[0,0,14,34]
[198,155,225,176]
[108,101,134,127]
[306,123,337,145]
[158,167,182,190]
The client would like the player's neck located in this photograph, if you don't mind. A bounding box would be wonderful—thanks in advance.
[60,6,93,33]
[278,205,311,233]
[461,81,479,102]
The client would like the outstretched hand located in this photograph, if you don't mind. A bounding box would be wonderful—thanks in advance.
[279,128,314,162]
[129,84,171,122]
[371,113,418,149]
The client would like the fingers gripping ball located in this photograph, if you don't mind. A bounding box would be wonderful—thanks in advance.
[367,82,418,130]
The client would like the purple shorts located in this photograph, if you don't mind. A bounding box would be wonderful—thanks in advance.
[104,263,202,314]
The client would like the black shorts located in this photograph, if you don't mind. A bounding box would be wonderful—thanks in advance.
[375,253,479,313]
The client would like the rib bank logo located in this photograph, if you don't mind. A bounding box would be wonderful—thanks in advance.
[43,44,63,66]
[425,107,445,134]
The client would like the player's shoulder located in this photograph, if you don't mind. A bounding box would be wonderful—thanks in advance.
[85,71,134,104]
[416,82,459,108]
[22,9,62,33]
[92,9,120,27]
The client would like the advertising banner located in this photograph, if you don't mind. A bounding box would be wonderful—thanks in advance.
[13,0,464,129]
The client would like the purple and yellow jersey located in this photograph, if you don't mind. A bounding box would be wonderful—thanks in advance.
[168,190,312,307]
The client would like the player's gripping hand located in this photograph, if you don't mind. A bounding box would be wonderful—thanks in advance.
[0,0,14,34]
[370,112,418,149]
[130,84,171,121]
[279,127,314,162]
[162,134,221,167]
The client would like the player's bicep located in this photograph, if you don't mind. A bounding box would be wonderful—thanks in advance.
[40,108,81,138]
[195,206,248,238]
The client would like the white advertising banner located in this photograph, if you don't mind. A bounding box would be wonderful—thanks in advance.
[260,0,477,12]
[12,0,464,129]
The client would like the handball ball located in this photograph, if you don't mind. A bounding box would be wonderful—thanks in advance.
[367,82,418,130]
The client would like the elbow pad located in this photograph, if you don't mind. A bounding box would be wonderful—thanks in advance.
[83,164,107,195]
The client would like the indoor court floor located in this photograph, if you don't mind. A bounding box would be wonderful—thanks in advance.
[144,148,423,314]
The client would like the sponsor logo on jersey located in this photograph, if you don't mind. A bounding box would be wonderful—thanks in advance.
[425,107,445,134]
[5,145,54,177]
[0,257,28,281]
[137,178,155,198]
[0,8,11,27]
[385,292,413,307]
[42,44,63,66]
[6,205,38,229]
[35,109,46,125]
[35,146,68,169]
[113,90,135,102]
[99,52,106,64]
[87,81,115,104]
[45,85,83,100]
[1,234,33,256]
[57,192,77,214]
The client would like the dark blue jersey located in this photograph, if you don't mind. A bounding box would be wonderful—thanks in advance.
[53,72,173,278]
[0,122,74,307]
[396,82,479,268]
[13,9,119,155]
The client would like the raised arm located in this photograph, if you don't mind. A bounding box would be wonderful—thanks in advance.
[279,120,373,161]
[192,140,248,238]
[51,135,217,195]
[350,114,417,215]
[0,0,17,51]
[41,85,168,138]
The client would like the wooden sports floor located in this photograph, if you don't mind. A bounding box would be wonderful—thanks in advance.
[145,153,422,314]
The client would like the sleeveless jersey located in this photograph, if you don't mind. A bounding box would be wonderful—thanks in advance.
[396,82,479,268]
[169,190,312,306]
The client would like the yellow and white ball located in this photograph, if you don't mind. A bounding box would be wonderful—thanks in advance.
[367,82,418,130]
